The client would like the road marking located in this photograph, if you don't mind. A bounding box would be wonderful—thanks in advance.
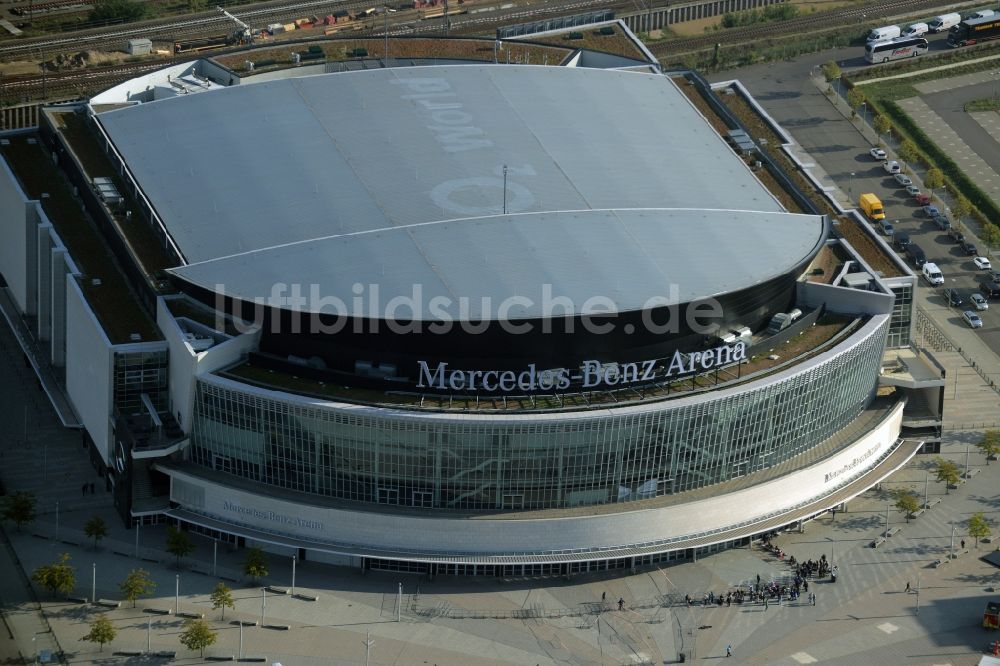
[791,652,817,663]
[877,622,899,634]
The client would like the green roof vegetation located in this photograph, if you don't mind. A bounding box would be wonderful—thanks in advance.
[1,136,160,344]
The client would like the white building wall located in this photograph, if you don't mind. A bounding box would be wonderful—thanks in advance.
[168,402,903,558]
[158,297,259,432]
[0,160,29,312]
[65,279,114,464]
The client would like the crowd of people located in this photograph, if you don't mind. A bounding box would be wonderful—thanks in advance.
[679,538,836,608]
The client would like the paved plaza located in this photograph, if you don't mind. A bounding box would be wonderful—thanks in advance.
[1,51,1000,665]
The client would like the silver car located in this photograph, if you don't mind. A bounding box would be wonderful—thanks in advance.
[963,310,983,328]
[894,173,913,187]
[971,293,989,311]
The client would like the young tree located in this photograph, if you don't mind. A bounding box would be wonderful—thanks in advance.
[119,568,156,608]
[933,457,960,493]
[967,512,991,548]
[977,430,1000,464]
[210,582,234,620]
[243,546,269,583]
[981,224,1000,252]
[822,60,841,82]
[31,553,76,598]
[924,168,945,201]
[891,489,921,522]
[897,139,920,171]
[847,88,865,117]
[873,115,891,145]
[2,491,37,532]
[84,516,108,550]
[179,618,217,657]
[166,525,195,569]
[89,0,149,23]
[80,614,116,652]
[951,195,972,222]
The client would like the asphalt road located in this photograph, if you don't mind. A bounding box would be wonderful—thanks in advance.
[706,47,1000,350]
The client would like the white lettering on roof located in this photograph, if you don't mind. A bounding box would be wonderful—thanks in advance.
[392,77,493,153]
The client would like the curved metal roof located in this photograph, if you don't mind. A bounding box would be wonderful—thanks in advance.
[97,64,824,319]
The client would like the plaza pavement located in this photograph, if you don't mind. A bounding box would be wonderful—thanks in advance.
[1,52,1000,665]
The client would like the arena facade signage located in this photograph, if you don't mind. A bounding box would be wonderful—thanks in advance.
[416,341,748,392]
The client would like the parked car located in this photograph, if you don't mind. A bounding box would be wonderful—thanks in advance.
[980,281,1000,299]
[870,147,887,160]
[948,227,966,243]
[894,173,913,187]
[963,310,984,328]
[986,270,1000,282]
[880,220,895,236]
[974,256,993,270]
[922,205,940,216]
[905,185,921,197]
[961,241,979,255]
[883,160,901,174]
[894,231,911,248]
[944,288,964,306]
[971,293,989,310]
[914,193,931,205]
[933,214,952,231]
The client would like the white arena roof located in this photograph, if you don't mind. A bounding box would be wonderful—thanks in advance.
[96,65,824,319]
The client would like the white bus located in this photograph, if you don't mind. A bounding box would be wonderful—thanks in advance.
[865,36,929,63]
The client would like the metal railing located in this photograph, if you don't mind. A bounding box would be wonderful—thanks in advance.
[916,306,1000,397]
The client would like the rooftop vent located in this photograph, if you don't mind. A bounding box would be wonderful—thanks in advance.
[129,333,142,341]
[91,278,102,287]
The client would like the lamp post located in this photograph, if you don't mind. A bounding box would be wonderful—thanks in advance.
[175,574,179,615]
[261,587,266,626]
[950,522,956,559]
[965,442,971,478]
[92,562,96,604]
[364,630,374,666]
[915,573,920,614]
[238,621,243,660]
[885,500,890,539]
[291,554,297,596]
[924,472,929,508]
[146,616,151,653]
[396,582,402,622]
[849,171,855,202]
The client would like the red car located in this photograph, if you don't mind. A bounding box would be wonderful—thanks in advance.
[914,193,931,205]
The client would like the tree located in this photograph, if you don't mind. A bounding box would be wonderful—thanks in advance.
[822,60,841,82]
[924,168,945,201]
[976,430,1000,464]
[210,582,234,620]
[179,618,217,657]
[873,114,891,145]
[967,512,991,548]
[981,223,1000,251]
[847,88,865,117]
[84,516,108,550]
[898,139,920,171]
[166,525,195,569]
[243,546,268,583]
[88,0,149,23]
[31,553,76,598]
[119,568,156,608]
[951,195,972,222]
[933,457,960,493]
[80,614,116,652]
[2,491,37,531]
[891,489,920,522]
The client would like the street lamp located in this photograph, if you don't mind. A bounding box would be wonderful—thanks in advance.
[849,171,855,202]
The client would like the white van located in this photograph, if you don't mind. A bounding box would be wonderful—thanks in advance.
[867,25,901,43]
[923,262,944,286]
[969,9,996,19]
[928,13,961,32]
[903,22,929,37]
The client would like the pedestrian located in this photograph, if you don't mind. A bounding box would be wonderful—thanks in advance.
[726,645,732,658]
[89,482,95,494]
[618,597,624,611]
[764,597,768,610]
[81,482,87,496]
[756,573,760,586]
[961,539,966,550]
[831,508,836,521]
[601,591,606,602]
[905,582,910,593]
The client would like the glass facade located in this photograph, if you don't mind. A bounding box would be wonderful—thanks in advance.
[113,348,169,413]
[187,319,888,512]
[886,283,913,348]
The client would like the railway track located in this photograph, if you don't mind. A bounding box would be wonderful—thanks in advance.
[647,0,964,56]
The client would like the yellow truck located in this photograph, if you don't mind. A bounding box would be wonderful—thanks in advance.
[859,193,885,221]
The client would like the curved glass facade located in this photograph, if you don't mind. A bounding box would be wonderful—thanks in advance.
[187,318,888,512]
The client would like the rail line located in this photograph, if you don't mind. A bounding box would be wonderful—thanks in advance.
[648,0,966,56]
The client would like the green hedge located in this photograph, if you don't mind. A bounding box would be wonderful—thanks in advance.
[877,99,1000,226]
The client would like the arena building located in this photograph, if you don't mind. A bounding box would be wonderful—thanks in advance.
[0,34,944,576]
